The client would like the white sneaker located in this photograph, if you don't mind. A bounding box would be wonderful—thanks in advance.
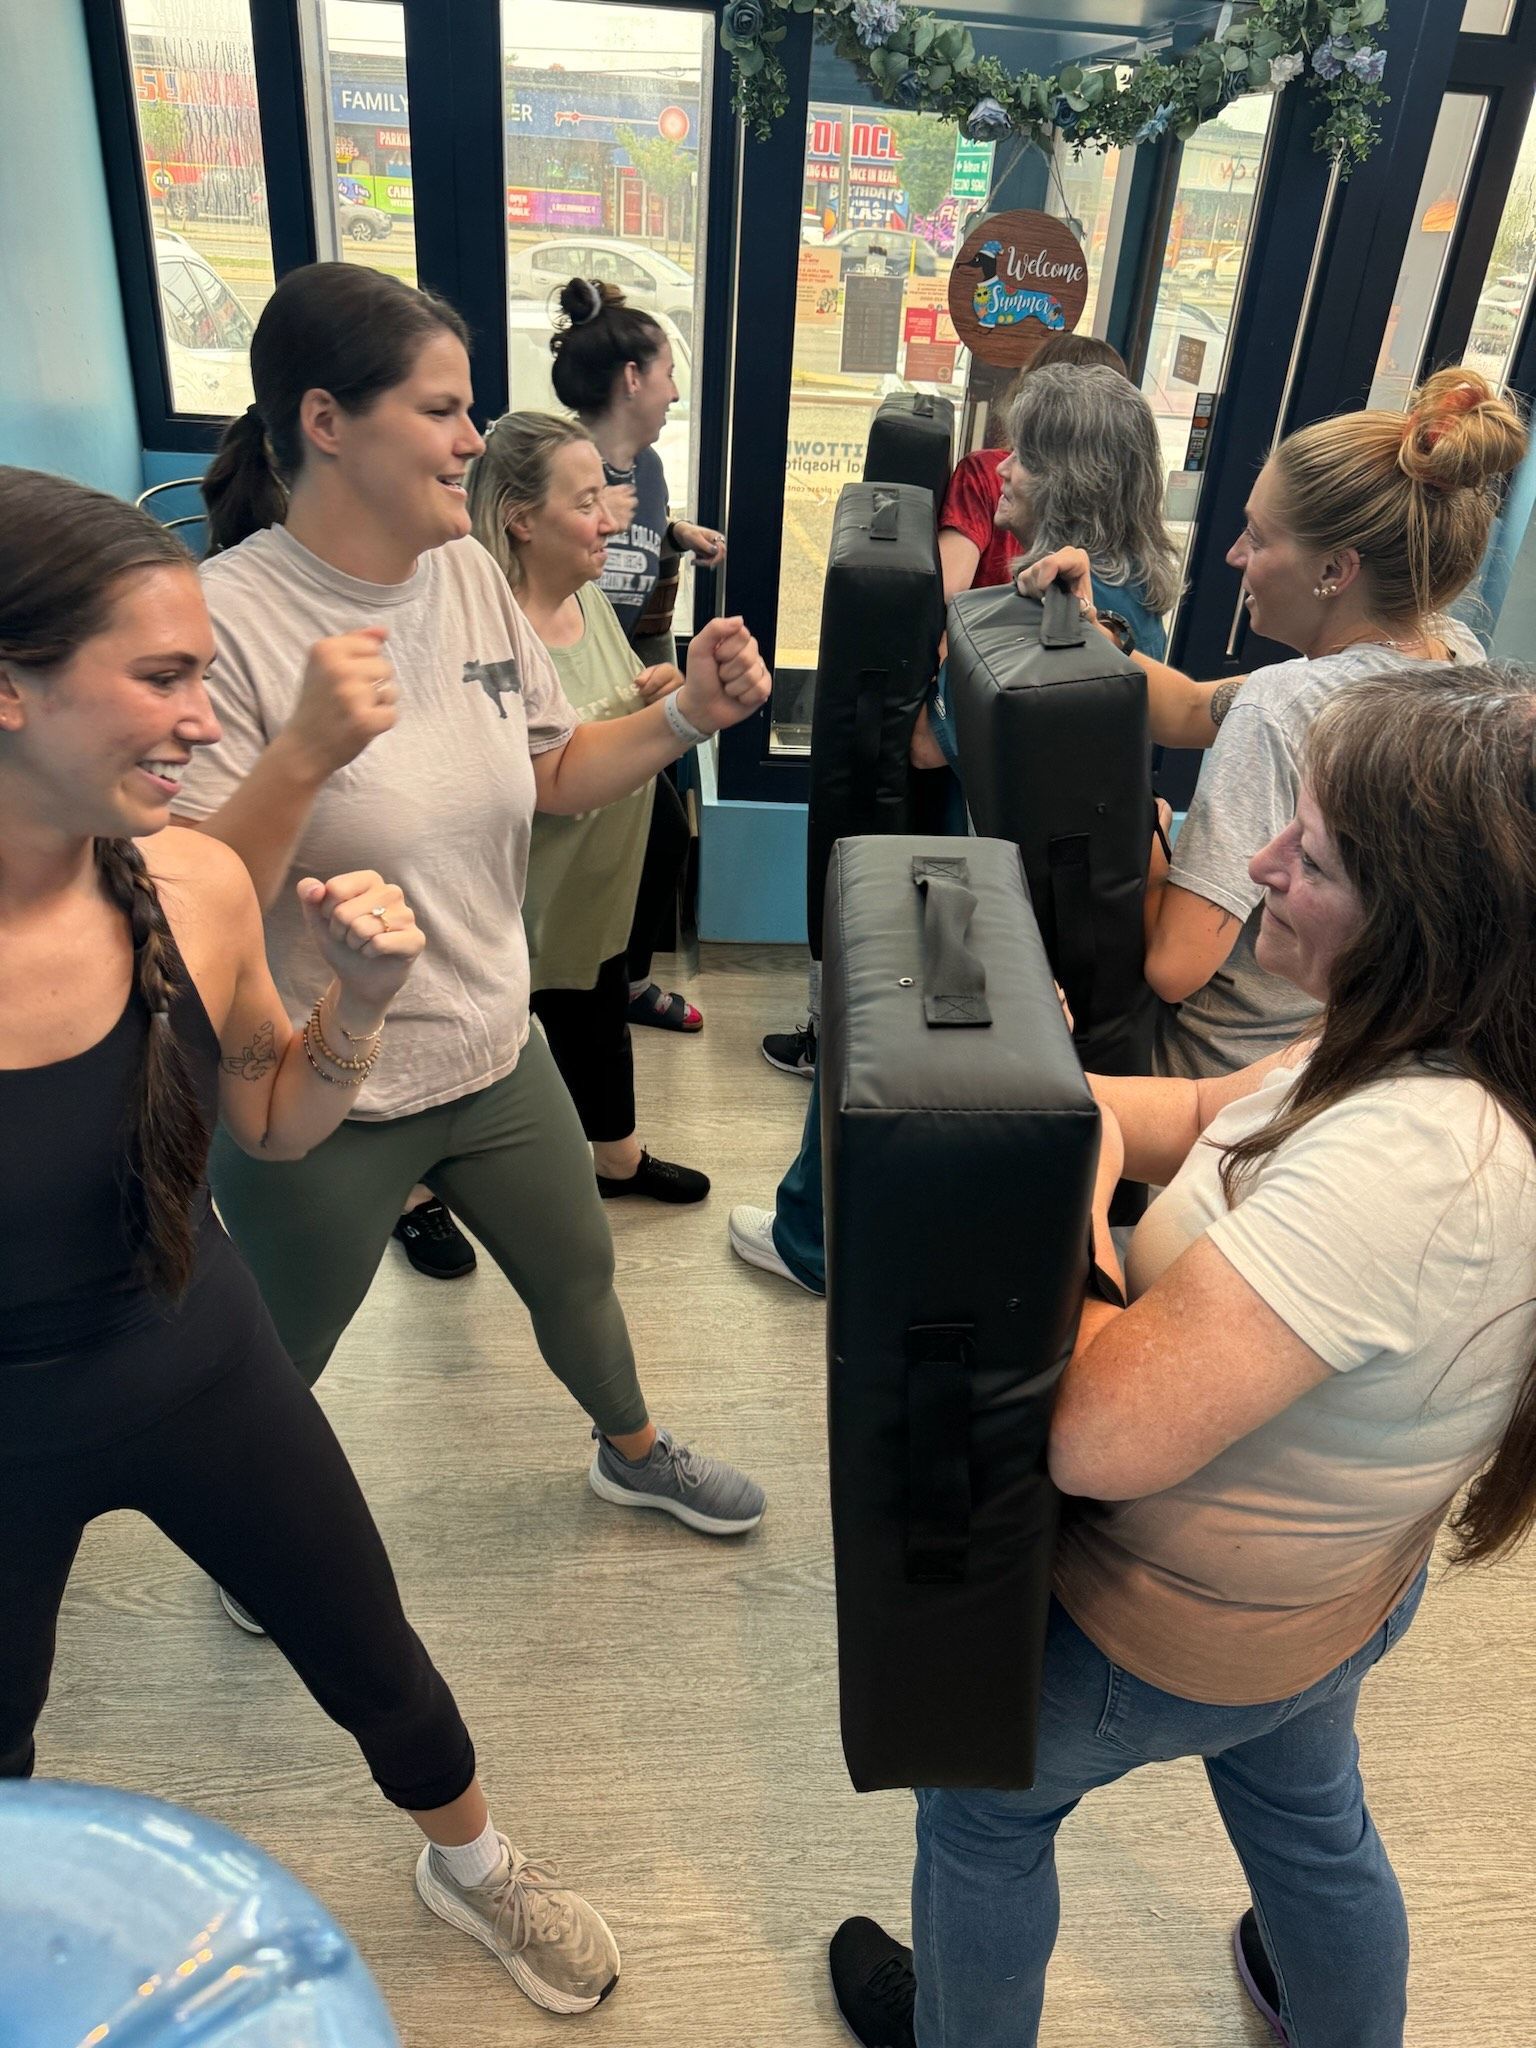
[415,1835,620,2014]
[728,1205,821,1294]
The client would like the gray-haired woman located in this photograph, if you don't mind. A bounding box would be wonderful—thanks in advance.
[919,362,1179,771]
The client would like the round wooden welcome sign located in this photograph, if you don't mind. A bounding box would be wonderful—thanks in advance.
[946,210,1091,369]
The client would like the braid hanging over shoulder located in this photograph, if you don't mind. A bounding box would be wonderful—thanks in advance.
[93,838,211,1300]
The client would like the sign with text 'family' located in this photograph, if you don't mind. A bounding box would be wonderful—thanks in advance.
[946,211,1089,369]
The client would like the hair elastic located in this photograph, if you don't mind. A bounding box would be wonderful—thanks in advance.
[571,278,604,327]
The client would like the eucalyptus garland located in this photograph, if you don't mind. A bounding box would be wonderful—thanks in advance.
[720,0,1389,175]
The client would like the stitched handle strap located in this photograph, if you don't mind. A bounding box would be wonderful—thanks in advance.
[911,856,992,1027]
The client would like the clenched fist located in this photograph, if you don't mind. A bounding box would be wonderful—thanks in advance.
[285,628,396,780]
[297,868,424,1018]
[673,617,771,737]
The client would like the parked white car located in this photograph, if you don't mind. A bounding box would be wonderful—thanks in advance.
[506,236,697,343]
[154,232,255,415]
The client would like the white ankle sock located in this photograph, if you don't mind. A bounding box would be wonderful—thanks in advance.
[629,977,651,1001]
[436,1818,505,1888]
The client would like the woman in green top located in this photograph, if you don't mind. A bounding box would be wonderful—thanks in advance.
[469,412,707,1203]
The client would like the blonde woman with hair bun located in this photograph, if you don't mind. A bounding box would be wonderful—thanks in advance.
[1022,367,1528,1078]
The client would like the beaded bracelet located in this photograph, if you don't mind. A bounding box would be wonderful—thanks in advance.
[301,1017,366,1088]
[307,995,381,1074]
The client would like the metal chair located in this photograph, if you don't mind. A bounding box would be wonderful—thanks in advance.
[136,476,209,556]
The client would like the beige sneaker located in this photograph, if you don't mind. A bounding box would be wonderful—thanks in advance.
[414,1835,620,2013]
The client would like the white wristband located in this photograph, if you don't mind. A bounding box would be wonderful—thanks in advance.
[662,692,712,749]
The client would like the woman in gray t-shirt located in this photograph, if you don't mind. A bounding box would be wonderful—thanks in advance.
[179,268,774,1576]
[1021,365,1525,1075]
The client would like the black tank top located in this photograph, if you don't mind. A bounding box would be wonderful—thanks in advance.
[0,976,223,1363]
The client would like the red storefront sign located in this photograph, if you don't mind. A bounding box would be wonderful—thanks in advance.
[807,117,900,163]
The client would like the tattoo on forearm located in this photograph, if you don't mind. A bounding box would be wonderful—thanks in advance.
[222,1019,277,1081]
[1209,678,1243,729]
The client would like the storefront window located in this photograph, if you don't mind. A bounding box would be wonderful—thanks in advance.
[1140,95,1274,599]
[1463,97,1536,389]
[500,1,711,630]
[1050,141,1123,339]
[312,0,417,287]
[123,0,273,416]
[1368,95,1487,410]
[770,106,993,743]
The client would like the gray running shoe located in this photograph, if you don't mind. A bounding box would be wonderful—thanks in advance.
[414,1834,619,2015]
[588,1427,766,1535]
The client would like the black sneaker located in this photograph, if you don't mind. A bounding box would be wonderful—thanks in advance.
[595,1150,710,1205]
[1233,1910,1291,2044]
[829,1917,915,2048]
[762,1021,816,1077]
[392,1197,477,1280]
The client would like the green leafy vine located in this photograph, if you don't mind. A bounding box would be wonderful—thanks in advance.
[719,0,1389,176]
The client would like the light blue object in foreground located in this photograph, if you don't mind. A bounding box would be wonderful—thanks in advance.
[0,1781,399,2047]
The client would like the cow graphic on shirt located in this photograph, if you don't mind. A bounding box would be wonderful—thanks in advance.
[462,655,522,719]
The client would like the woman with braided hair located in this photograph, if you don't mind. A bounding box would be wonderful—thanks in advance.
[0,465,626,2012]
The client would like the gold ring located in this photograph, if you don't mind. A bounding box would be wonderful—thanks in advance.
[369,904,391,928]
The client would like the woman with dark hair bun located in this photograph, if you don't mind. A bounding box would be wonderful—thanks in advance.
[176,262,768,1542]
[550,274,722,1034]
[0,464,629,2017]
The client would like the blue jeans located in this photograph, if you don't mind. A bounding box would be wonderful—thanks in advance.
[770,1069,825,1293]
[913,1571,1428,2048]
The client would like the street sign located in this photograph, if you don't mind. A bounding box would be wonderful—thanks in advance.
[951,138,994,202]
[151,169,172,191]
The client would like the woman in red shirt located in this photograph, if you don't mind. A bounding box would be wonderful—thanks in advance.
[911,334,1129,770]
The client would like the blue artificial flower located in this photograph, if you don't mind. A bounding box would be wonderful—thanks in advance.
[724,0,765,37]
[1051,93,1080,134]
[894,67,925,106]
[965,95,1011,140]
[1131,100,1175,145]
[1348,44,1387,84]
[849,0,902,48]
[1312,36,1345,81]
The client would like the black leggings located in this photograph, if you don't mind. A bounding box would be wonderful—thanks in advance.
[0,1306,474,1812]
[624,771,691,987]
[531,951,635,1143]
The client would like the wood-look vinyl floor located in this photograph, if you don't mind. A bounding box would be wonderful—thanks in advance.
[37,943,1535,2046]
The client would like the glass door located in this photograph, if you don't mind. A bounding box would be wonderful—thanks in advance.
[498,0,713,630]
[1367,94,1488,407]
[1137,94,1276,621]
[769,118,1129,753]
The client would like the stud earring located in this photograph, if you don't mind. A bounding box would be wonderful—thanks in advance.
[1313,581,1337,598]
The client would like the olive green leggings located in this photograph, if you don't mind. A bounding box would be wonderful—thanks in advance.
[209,1028,649,1437]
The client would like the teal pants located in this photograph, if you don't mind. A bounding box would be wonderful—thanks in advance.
[210,1028,649,1437]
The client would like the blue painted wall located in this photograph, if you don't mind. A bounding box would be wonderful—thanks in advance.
[0,1,140,496]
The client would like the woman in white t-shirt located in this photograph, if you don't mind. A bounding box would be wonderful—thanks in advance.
[833,663,1536,2048]
[1020,368,1526,1077]
[175,262,768,1555]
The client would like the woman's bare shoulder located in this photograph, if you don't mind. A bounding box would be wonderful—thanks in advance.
[140,826,261,952]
